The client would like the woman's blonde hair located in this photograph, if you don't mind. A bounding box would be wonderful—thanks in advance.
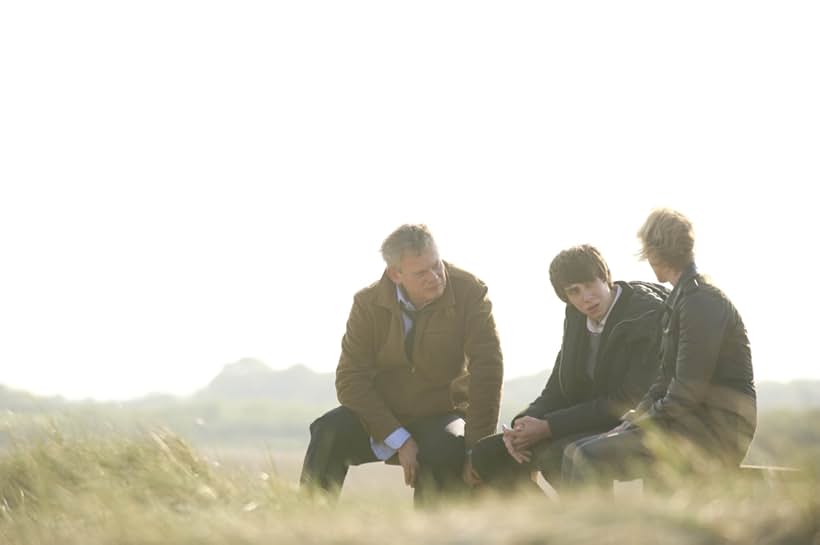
[637,208,695,271]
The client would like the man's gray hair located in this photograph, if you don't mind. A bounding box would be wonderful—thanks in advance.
[380,224,437,269]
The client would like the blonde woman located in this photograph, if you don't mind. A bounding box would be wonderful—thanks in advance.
[562,209,756,487]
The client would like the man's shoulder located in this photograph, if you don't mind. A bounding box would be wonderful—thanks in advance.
[445,261,488,291]
[616,280,669,317]
[621,280,668,303]
[352,273,391,307]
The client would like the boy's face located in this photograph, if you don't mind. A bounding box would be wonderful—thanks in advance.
[563,277,613,322]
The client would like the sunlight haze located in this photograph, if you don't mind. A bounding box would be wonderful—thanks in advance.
[1,2,818,399]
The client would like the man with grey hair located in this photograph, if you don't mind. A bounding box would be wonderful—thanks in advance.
[300,224,504,505]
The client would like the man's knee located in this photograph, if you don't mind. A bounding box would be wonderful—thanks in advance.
[301,406,365,492]
[309,406,359,438]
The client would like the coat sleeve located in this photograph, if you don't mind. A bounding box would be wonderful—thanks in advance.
[335,295,402,442]
[463,282,504,449]
[544,320,662,439]
[512,352,569,425]
[647,290,728,421]
[633,367,671,416]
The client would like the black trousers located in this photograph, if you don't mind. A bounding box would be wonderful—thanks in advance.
[471,429,608,493]
[300,406,468,505]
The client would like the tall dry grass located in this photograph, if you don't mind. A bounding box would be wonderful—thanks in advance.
[0,423,817,545]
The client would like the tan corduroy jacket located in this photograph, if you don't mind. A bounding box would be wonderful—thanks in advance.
[335,262,503,449]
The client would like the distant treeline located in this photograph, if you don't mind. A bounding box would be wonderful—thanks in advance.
[3,361,820,471]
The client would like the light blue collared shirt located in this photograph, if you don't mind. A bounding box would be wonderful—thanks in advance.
[368,285,416,460]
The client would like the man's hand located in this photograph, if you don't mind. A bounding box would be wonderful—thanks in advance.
[462,456,482,486]
[397,437,420,487]
[502,427,532,464]
[509,416,551,451]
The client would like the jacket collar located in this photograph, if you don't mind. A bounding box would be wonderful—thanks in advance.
[586,283,622,333]
[666,262,699,311]
[374,261,457,312]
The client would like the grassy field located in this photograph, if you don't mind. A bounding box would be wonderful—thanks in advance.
[1,422,818,545]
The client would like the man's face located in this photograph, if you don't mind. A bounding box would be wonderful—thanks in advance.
[563,278,613,322]
[387,246,447,308]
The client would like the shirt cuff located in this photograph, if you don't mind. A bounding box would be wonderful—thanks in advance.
[383,427,411,450]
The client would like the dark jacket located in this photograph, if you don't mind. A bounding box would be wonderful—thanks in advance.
[632,264,756,461]
[336,262,504,448]
[514,281,668,440]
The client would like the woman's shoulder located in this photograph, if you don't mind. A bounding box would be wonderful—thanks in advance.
[679,276,738,317]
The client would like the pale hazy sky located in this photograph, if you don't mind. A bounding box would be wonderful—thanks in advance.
[1,2,818,400]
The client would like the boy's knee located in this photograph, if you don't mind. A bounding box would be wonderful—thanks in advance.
[470,434,504,478]
[419,435,465,470]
